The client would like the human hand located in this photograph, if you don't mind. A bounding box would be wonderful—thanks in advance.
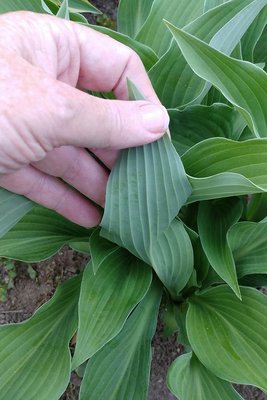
[0,11,169,226]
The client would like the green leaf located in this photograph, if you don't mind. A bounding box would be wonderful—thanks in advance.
[198,198,243,298]
[101,87,191,260]
[0,276,80,400]
[239,273,267,287]
[68,238,90,253]
[150,218,194,299]
[166,22,267,136]
[89,25,158,71]
[228,221,267,277]
[65,0,100,13]
[0,206,90,262]
[0,0,44,12]
[187,285,267,392]
[246,192,267,221]
[254,25,267,66]
[169,104,245,156]
[79,279,162,400]
[46,0,100,14]
[89,227,118,274]
[136,0,205,56]
[150,0,264,108]
[0,189,33,240]
[167,352,243,400]
[72,248,152,369]
[117,0,154,38]
[241,6,267,62]
[182,138,267,202]
[204,0,229,12]
[56,0,70,19]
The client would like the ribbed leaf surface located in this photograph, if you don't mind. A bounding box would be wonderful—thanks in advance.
[187,285,267,392]
[198,198,243,298]
[166,22,267,136]
[79,279,162,400]
[229,221,267,277]
[150,0,264,108]
[101,84,191,297]
[0,206,90,262]
[241,6,267,62]
[169,104,245,156]
[0,276,80,400]
[117,0,154,38]
[204,0,228,12]
[0,189,32,240]
[72,248,152,369]
[167,352,243,400]
[89,227,118,274]
[136,0,204,56]
[182,138,267,202]
[0,0,44,12]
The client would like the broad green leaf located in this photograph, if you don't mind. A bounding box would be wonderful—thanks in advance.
[198,198,243,298]
[0,276,80,400]
[48,0,100,13]
[182,138,267,202]
[228,221,267,277]
[150,0,265,108]
[101,83,191,270]
[136,0,205,56]
[0,0,44,12]
[56,0,70,19]
[89,227,118,273]
[65,0,100,13]
[241,6,267,62]
[239,273,267,287]
[246,192,267,221]
[117,0,154,38]
[204,0,228,12]
[254,25,267,65]
[0,206,90,262]
[150,218,194,299]
[0,189,33,240]
[68,238,90,253]
[90,25,158,71]
[167,352,243,400]
[169,104,245,156]
[79,279,162,400]
[72,248,152,369]
[187,285,267,392]
[166,23,267,136]
[101,134,191,264]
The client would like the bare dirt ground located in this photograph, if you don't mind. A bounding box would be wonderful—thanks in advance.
[0,1,266,399]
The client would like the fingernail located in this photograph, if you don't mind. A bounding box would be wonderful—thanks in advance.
[141,104,170,133]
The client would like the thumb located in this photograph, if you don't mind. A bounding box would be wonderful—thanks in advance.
[48,83,169,150]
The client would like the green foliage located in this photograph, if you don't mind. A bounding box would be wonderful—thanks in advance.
[0,1,266,399]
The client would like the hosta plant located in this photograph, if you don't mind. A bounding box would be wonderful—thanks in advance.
[0,0,267,399]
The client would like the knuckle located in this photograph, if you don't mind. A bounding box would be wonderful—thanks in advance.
[104,101,124,148]
[61,154,81,181]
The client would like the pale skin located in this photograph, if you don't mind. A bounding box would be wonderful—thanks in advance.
[0,11,169,227]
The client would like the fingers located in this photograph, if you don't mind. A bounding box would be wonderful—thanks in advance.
[90,149,119,170]
[32,146,108,206]
[1,12,160,103]
[45,80,169,150]
[0,166,101,227]
[72,22,160,102]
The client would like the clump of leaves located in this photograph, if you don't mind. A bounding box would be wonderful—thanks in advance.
[0,0,267,399]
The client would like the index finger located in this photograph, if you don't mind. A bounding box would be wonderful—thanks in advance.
[72,22,160,103]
